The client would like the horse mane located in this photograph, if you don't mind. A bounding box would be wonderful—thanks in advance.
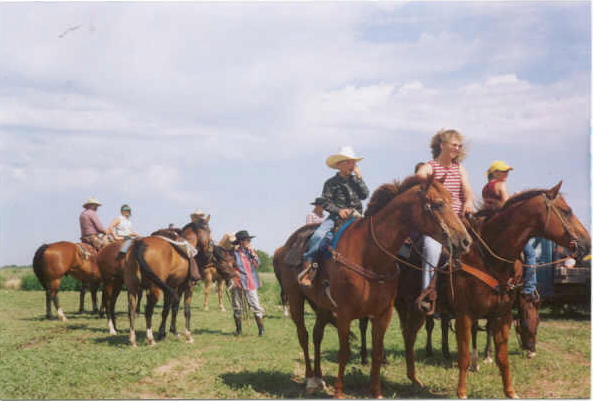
[475,188,550,218]
[364,175,428,217]
[181,219,210,233]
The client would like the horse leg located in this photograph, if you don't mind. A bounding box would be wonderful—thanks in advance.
[425,315,434,357]
[158,292,171,340]
[145,290,159,346]
[203,277,211,310]
[289,296,315,394]
[136,290,143,315]
[217,280,226,312]
[79,283,87,313]
[169,292,180,337]
[311,310,329,391]
[442,315,452,364]
[469,320,479,372]
[484,320,493,363]
[396,300,425,387]
[183,286,194,343]
[359,317,369,366]
[334,316,353,399]
[455,314,472,399]
[491,313,518,399]
[127,290,138,347]
[103,281,116,334]
[49,280,67,322]
[45,289,53,319]
[90,282,100,314]
[369,308,393,398]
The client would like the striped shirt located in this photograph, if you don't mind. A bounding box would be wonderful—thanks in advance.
[306,212,326,225]
[234,247,261,290]
[428,160,464,216]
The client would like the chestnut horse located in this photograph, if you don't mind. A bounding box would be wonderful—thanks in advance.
[32,241,103,321]
[396,182,590,398]
[122,218,214,346]
[201,266,227,311]
[274,176,472,398]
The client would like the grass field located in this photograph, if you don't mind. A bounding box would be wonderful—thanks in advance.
[0,271,590,399]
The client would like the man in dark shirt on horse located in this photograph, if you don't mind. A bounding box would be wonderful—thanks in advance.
[298,146,369,288]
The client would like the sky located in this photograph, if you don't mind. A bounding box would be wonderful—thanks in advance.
[0,1,590,266]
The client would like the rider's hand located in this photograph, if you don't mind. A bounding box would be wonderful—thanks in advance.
[353,165,362,179]
[339,208,353,219]
[463,202,476,215]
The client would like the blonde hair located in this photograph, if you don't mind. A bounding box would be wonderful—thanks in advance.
[430,129,467,162]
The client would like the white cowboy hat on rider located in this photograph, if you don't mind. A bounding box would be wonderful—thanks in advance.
[190,209,209,221]
[82,197,102,208]
[325,146,364,169]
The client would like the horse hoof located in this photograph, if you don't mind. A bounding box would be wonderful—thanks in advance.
[305,377,324,394]
[484,356,493,364]
[507,391,519,399]
[109,329,117,335]
[219,306,226,312]
[527,351,536,359]
[204,306,209,311]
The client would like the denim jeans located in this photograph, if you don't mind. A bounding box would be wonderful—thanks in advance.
[303,218,335,262]
[522,239,537,294]
[422,235,442,290]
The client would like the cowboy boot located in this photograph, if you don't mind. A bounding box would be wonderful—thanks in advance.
[416,275,438,315]
[234,315,242,336]
[298,261,318,289]
[255,315,265,336]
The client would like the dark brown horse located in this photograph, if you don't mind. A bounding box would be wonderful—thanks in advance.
[274,176,472,398]
[32,241,103,321]
[396,182,590,398]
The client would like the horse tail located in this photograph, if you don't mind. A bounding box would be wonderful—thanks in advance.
[132,240,180,303]
[32,244,49,290]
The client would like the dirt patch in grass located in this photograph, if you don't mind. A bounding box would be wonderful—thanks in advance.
[122,356,206,399]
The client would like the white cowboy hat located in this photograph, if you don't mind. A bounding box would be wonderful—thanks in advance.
[82,197,101,208]
[190,209,206,218]
[325,146,364,169]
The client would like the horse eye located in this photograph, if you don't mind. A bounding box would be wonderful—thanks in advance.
[432,201,444,210]
[561,208,573,217]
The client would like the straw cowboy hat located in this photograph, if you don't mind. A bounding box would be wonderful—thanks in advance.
[326,146,364,169]
[82,197,102,208]
[190,209,208,221]
[486,160,514,175]
[218,233,236,250]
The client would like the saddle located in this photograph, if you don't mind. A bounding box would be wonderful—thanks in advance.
[153,233,201,283]
[284,225,318,266]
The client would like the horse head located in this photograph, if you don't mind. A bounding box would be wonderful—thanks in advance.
[514,292,541,358]
[415,176,472,256]
[212,245,239,282]
[182,217,215,261]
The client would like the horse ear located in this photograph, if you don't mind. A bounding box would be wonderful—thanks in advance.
[546,181,563,200]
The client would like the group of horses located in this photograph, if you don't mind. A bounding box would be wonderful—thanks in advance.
[32,216,237,347]
[273,176,590,398]
[29,174,590,398]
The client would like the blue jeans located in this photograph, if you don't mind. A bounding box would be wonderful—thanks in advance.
[303,218,335,262]
[422,235,442,290]
[522,239,537,294]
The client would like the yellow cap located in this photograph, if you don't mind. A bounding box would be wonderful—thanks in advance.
[487,160,513,175]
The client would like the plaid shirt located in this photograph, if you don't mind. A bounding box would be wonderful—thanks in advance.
[320,173,369,220]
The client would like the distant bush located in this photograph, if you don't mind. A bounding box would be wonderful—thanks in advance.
[20,273,82,291]
[256,250,272,273]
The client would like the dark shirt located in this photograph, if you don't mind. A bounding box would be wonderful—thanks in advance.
[320,173,369,220]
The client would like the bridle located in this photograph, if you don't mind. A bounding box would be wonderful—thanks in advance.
[542,194,579,254]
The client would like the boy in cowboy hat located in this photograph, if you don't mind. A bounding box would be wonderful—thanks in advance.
[230,230,265,336]
[79,197,107,250]
[299,146,369,288]
[306,197,327,225]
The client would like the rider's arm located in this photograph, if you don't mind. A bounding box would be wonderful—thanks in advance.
[107,217,122,239]
[494,181,510,203]
[415,163,433,179]
[459,164,476,214]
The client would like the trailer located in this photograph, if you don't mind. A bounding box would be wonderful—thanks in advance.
[534,238,590,308]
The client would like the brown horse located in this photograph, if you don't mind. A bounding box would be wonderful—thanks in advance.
[201,265,227,311]
[396,182,590,398]
[274,175,472,398]
[32,241,103,321]
[122,218,214,346]
[97,239,144,334]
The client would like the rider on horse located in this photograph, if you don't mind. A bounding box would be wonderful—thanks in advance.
[298,146,369,288]
[80,197,108,250]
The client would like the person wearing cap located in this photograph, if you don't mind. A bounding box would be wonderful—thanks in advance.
[306,197,327,225]
[108,204,140,258]
[415,129,476,314]
[482,160,538,298]
[298,146,369,288]
[230,230,265,336]
[79,197,107,250]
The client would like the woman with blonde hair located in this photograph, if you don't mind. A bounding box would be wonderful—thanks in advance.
[415,129,476,313]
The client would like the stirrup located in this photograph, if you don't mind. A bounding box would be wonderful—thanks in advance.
[298,262,318,288]
[416,287,437,315]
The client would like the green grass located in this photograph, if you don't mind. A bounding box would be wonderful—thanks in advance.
[0,271,589,399]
